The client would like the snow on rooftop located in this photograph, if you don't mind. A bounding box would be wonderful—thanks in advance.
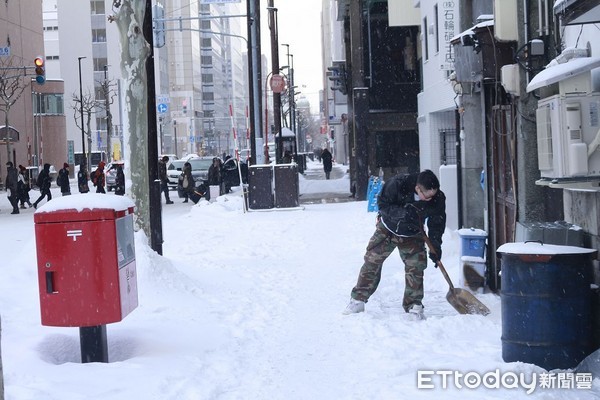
[497,241,596,255]
[450,19,494,42]
[526,56,600,92]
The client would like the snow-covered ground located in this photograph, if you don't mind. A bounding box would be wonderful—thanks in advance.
[0,159,597,399]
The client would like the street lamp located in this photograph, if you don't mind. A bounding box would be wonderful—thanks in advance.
[78,56,87,167]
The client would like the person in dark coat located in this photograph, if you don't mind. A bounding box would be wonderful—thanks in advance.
[17,165,32,208]
[221,156,239,194]
[91,161,106,194]
[77,162,90,193]
[321,148,333,179]
[5,161,20,214]
[114,164,125,196]
[343,170,446,320]
[33,163,52,209]
[158,156,173,204]
[207,157,222,195]
[57,162,71,196]
[179,161,195,203]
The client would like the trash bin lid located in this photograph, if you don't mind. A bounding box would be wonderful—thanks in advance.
[497,242,597,256]
[458,228,487,237]
[34,193,135,223]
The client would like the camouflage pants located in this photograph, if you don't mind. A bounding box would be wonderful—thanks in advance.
[351,221,427,312]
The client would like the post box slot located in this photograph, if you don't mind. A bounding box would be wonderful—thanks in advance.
[45,271,56,294]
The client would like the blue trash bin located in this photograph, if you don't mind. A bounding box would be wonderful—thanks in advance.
[366,177,383,212]
[497,242,597,370]
[458,228,487,258]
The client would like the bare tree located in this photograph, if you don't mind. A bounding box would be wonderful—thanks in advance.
[72,89,99,172]
[0,56,30,179]
[109,0,151,236]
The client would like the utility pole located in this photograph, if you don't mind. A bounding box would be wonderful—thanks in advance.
[246,0,263,165]
[143,0,163,255]
[267,1,282,163]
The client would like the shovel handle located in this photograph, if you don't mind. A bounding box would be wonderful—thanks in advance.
[418,224,457,291]
[434,259,456,291]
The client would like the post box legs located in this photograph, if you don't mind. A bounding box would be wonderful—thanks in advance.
[79,325,108,363]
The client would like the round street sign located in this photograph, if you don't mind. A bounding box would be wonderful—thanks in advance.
[157,103,168,114]
[270,74,286,93]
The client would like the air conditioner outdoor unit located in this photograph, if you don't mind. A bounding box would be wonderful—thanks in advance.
[536,92,600,181]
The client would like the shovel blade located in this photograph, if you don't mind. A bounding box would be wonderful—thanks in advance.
[446,288,490,316]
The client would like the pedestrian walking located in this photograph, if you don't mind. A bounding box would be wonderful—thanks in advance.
[5,161,20,214]
[321,148,333,179]
[57,163,71,196]
[343,170,446,320]
[33,163,52,209]
[179,161,195,203]
[78,162,90,193]
[17,165,32,209]
[91,161,106,194]
[114,164,125,196]
[159,156,173,204]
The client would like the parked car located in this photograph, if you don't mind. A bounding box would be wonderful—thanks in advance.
[105,161,125,191]
[167,157,213,191]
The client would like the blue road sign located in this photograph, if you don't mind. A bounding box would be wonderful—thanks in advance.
[157,103,168,114]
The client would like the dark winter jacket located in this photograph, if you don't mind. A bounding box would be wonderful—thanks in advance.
[377,173,446,253]
[207,158,222,186]
[114,165,125,195]
[158,159,169,184]
[179,162,195,194]
[57,167,71,194]
[78,164,90,193]
[321,148,333,172]
[5,165,18,193]
[36,164,52,191]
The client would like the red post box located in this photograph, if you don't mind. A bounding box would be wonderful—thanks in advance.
[34,195,138,327]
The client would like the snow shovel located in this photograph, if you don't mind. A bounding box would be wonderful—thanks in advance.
[421,230,490,316]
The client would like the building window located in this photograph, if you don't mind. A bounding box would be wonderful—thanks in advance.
[201,38,211,48]
[202,74,213,83]
[90,0,105,15]
[96,117,107,131]
[92,29,106,43]
[93,57,108,71]
[423,17,429,61]
[439,128,457,165]
[201,55,212,66]
[33,93,65,115]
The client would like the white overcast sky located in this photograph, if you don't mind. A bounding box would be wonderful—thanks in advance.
[261,0,324,113]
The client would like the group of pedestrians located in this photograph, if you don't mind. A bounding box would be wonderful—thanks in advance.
[4,159,126,214]
[158,156,199,205]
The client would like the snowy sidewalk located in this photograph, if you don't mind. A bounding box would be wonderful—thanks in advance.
[298,160,353,204]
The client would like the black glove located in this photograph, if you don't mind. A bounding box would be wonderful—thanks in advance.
[428,244,441,266]
[428,252,439,265]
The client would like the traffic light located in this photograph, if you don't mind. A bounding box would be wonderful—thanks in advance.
[327,60,347,95]
[34,56,45,85]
